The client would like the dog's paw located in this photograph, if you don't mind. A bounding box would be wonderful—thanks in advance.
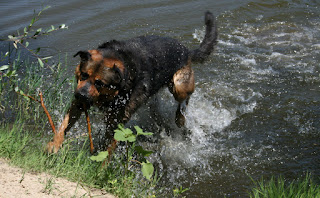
[175,107,186,128]
[123,111,131,123]
[46,141,60,154]
[175,114,186,128]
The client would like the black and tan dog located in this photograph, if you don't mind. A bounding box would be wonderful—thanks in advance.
[47,11,218,153]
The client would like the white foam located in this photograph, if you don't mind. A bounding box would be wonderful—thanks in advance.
[256,15,264,21]
[270,52,283,57]
[192,28,205,43]
[240,57,256,66]
[218,40,236,46]
[312,44,320,49]
[250,66,276,76]
[186,103,234,145]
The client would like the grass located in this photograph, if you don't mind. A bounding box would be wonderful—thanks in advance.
[249,174,320,198]
[0,52,73,126]
[0,121,157,197]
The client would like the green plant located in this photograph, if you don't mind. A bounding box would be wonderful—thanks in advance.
[3,6,67,71]
[0,122,158,197]
[249,174,320,198]
[42,177,56,195]
[0,6,70,124]
[0,6,68,98]
[173,186,189,198]
[90,124,155,181]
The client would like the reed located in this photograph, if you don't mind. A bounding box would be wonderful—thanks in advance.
[249,174,320,198]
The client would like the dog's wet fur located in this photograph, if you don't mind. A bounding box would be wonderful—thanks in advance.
[47,11,218,153]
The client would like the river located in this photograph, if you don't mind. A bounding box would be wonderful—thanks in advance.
[0,0,319,197]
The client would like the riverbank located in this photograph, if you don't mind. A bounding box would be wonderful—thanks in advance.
[0,158,116,198]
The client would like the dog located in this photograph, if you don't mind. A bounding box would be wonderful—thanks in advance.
[47,11,218,153]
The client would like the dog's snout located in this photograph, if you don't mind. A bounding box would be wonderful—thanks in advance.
[75,82,93,105]
[74,90,88,101]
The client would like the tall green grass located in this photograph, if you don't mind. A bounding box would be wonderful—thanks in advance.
[0,52,74,125]
[250,174,320,198]
[0,121,157,197]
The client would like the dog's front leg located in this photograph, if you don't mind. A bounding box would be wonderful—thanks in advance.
[47,100,83,153]
[123,80,151,123]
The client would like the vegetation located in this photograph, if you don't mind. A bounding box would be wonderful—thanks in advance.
[250,174,320,198]
[91,124,155,181]
[0,122,158,197]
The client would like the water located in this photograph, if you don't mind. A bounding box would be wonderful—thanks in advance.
[1,0,320,197]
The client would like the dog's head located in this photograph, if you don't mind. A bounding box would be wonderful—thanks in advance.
[73,49,126,107]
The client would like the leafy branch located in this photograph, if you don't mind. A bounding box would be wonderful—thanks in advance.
[90,125,155,181]
[4,6,67,43]
[0,6,68,73]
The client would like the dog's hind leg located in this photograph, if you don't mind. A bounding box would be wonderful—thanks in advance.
[169,61,195,127]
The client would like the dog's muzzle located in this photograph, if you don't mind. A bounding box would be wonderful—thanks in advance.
[74,82,94,106]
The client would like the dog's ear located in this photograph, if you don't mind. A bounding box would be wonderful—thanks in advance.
[74,51,91,62]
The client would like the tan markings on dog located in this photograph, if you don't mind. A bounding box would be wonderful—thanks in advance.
[75,64,81,80]
[172,63,195,102]
[88,84,99,97]
[103,58,125,73]
[77,80,87,89]
[88,50,103,62]
[100,87,119,96]
[86,69,94,76]
[76,80,98,97]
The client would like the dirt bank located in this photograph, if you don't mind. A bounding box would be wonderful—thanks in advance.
[0,159,116,198]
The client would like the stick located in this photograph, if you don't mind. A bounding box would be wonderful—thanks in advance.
[83,104,94,154]
[16,91,40,103]
[16,90,56,135]
[102,138,118,167]
[108,138,118,158]
[16,90,95,153]
[39,91,56,135]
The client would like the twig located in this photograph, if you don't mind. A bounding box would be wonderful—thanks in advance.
[16,90,96,154]
[15,90,56,135]
[83,104,94,154]
[102,138,118,168]
[17,42,54,71]
[15,91,40,103]
[3,26,66,42]
[39,91,56,135]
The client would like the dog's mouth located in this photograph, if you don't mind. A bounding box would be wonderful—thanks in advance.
[74,90,94,108]
[74,80,97,107]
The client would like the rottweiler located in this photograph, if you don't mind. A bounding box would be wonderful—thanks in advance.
[47,11,218,153]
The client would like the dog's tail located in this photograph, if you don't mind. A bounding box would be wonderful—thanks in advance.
[190,11,218,63]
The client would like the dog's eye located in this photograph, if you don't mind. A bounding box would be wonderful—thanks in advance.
[81,73,89,80]
[95,79,105,88]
